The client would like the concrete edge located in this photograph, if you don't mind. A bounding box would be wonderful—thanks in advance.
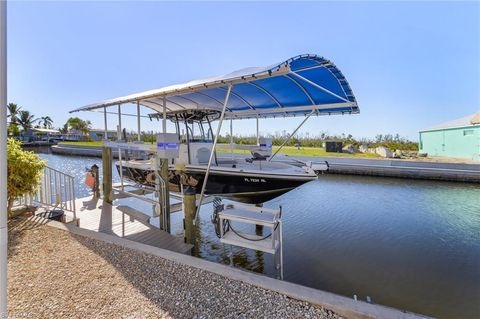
[42,220,431,319]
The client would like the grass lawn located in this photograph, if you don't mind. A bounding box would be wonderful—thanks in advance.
[59,141,381,158]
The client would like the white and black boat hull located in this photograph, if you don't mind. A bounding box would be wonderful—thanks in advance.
[116,163,317,204]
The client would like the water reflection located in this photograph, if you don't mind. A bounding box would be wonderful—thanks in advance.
[38,151,480,319]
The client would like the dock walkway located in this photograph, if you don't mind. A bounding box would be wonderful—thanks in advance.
[70,196,192,254]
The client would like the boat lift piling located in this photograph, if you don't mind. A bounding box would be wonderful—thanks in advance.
[183,186,197,250]
[102,107,113,203]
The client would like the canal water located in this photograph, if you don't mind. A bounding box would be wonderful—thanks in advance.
[37,150,480,319]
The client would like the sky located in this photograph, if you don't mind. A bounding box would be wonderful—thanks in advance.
[7,1,480,140]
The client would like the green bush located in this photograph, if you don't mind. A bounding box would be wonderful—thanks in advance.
[7,138,46,217]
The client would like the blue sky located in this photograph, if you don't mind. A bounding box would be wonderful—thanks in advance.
[7,1,480,140]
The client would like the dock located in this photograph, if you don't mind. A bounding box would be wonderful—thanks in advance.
[68,196,193,254]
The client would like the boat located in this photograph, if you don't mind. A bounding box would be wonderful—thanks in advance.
[116,110,328,203]
[71,54,359,204]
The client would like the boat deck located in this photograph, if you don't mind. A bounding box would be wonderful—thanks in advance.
[68,196,193,254]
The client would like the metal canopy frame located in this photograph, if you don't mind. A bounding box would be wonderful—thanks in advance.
[70,54,359,120]
[72,54,360,225]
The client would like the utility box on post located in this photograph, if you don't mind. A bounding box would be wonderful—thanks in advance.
[156,133,180,159]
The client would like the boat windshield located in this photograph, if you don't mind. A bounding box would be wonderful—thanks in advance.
[183,120,213,143]
[149,110,219,144]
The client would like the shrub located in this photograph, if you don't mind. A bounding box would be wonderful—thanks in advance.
[7,138,46,217]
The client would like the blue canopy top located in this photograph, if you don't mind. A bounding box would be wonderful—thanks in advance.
[70,54,359,119]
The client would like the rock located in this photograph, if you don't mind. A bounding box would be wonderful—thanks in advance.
[359,144,369,153]
[342,144,358,154]
[375,146,394,158]
[394,149,403,158]
[418,152,428,157]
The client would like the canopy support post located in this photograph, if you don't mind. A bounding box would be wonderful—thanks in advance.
[162,96,167,133]
[103,106,108,139]
[159,95,170,232]
[256,115,259,145]
[269,110,314,161]
[117,104,124,191]
[137,101,141,141]
[230,118,234,159]
[194,84,232,225]
[0,1,7,316]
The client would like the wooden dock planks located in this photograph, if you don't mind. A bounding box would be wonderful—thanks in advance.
[71,196,192,254]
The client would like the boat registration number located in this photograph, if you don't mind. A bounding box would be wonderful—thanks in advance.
[244,178,266,183]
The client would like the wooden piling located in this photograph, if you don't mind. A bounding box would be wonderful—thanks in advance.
[154,157,171,233]
[183,186,196,249]
[102,147,113,203]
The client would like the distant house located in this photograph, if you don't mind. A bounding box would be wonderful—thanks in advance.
[419,112,480,160]
[88,129,117,141]
[27,128,60,136]
[21,128,61,142]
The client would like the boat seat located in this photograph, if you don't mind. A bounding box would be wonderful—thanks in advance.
[196,147,211,164]
[245,151,269,163]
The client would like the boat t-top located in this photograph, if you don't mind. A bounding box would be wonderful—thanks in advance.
[70,54,359,204]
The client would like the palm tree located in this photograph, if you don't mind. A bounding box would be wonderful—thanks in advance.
[17,110,37,132]
[65,117,91,135]
[39,116,53,129]
[7,103,20,125]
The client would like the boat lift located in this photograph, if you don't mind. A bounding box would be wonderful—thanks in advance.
[215,202,283,279]
[70,54,359,275]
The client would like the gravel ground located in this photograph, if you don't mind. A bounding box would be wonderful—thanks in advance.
[7,217,345,319]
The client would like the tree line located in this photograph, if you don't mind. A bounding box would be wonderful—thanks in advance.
[122,130,418,151]
[6,102,418,150]
[217,131,418,151]
[6,102,92,136]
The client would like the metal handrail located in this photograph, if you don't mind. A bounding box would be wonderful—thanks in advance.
[20,166,77,220]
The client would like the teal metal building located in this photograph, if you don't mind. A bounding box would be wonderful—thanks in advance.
[419,112,480,161]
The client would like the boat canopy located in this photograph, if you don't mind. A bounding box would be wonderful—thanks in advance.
[70,54,359,119]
